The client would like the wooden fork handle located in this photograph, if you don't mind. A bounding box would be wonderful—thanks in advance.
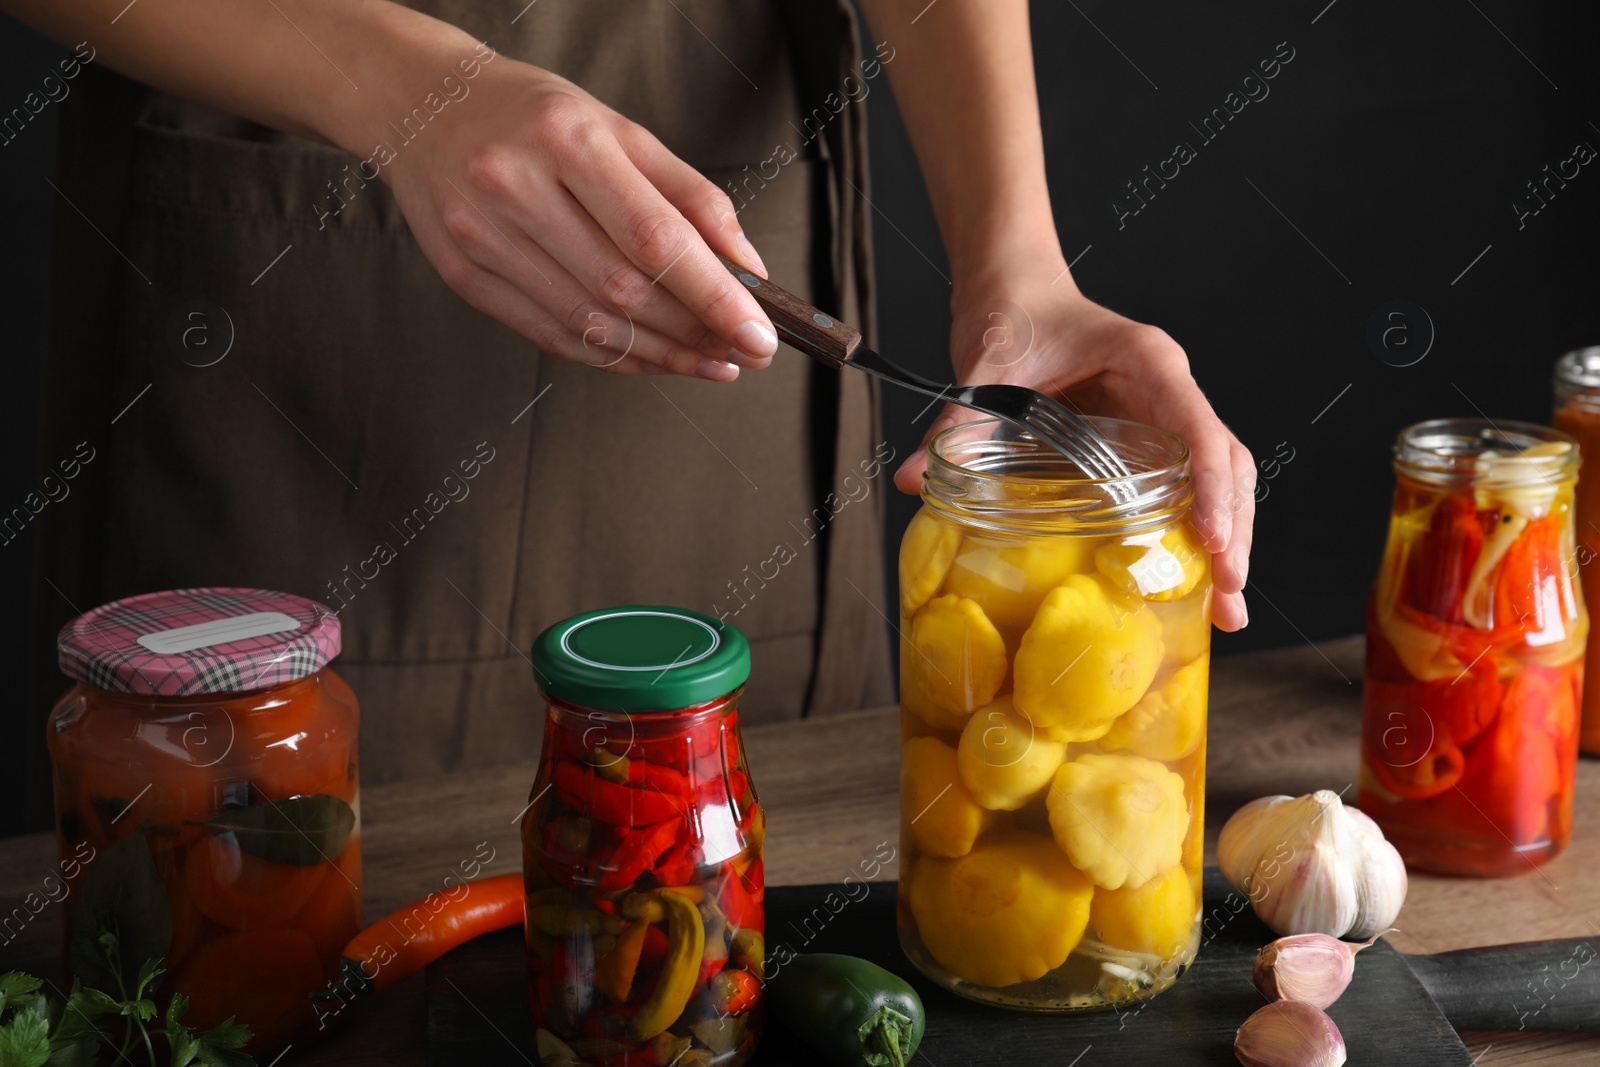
[717,256,863,369]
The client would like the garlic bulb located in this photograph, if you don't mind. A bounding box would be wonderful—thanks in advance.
[1235,1001,1347,1067]
[1253,932,1381,1008]
[1218,790,1407,939]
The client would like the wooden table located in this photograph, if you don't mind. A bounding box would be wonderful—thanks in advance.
[3,637,1595,1064]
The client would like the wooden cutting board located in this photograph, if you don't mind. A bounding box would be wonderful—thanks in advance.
[427,869,1474,1065]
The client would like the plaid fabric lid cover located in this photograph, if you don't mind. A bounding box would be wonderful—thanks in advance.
[58,587,341,696]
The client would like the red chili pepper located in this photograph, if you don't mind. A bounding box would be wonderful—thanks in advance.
[652,838,701,887]
[1493,514,1569,633]
[599,819,682,892]
[332,873,525,996]
[1404,495,1485,625]
[1363,740,1465,799]
[716,868,762,934]
[1454,671,1563,844]
[697,776,729,805]
[632,760,690,799]
[555,761,685,827]
[1429,655,1505,747]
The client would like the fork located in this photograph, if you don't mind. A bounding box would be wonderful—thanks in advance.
[719,259,1135,488]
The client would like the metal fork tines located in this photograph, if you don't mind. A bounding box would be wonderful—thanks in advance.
[846,347,1135,496]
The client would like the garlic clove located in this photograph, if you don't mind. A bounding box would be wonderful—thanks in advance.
[1218,790,1407,940]
[1252,932,1380,1009]
[1234,1001,1347,1067]
[1343,806,1409,940]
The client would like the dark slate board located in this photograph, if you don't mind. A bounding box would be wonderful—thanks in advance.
[427,869,1473,1066]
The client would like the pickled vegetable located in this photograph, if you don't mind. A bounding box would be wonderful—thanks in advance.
[895,494,1211,1011]
[944,537,1093,630]
[907,833,1093,987]
[1047,753,1188,891]
[903,737,989,857]
[49,675,362,1053]
[1090,865,1196,959]
[524,697,763,1065]
[956,697,1065,811]
[906,595,1008,718]
[1101,655,1208,761]
[1359,435,1585,875]
[1013,575,1163,742]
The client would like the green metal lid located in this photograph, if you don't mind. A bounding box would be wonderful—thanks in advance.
[531,605,750,712]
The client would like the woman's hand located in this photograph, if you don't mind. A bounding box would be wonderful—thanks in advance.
[895,260,1256,632]
[374,48,778,380]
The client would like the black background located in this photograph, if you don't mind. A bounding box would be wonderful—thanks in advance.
[2,0,1597,837]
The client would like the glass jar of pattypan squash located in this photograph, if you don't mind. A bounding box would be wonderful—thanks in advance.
[897,418,1210,1011]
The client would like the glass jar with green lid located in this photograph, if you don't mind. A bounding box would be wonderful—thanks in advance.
[521,606,763,1066]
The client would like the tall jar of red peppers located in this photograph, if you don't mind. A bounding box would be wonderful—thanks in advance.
[1359,420,1586,875]
[522,606,764,1066]
[1551,346,1600,754]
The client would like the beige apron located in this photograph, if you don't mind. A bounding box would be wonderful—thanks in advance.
[24,0,891,828]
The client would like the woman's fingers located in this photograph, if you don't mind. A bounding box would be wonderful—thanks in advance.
[1213,589,1249,631]
[623,124,768,278]
[557,130,778,360]
[442,250,743,380]
[439,185,749,380]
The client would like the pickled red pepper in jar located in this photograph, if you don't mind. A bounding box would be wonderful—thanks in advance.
[522,607,763,1066]
[897,418,1211,1011]
[1359,420,1586,876]
[47,588,362,1054]
[1552,346,1600,754]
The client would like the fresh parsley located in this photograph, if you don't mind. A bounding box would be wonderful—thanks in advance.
[0,932,253,1067]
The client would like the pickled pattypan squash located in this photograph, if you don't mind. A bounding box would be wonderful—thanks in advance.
[902,736,989,857]
[943,536,1095,630]
[908,832,1093,987]
[1101,655,1209,761]
[1013,575,1162,741]
[1047,753,1188,890]
[907,595,1008,717]
[1090,864,1196,960]
[1095,524,1207,602]
[1150,593,1210,671]
[899,633,976,733]
[900,508,963,616]
[957,697,1065,811]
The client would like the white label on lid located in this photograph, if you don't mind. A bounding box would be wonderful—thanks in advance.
[136,611,303,654]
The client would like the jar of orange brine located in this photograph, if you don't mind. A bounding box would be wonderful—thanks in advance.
[47,588,362,1054]
[522,606,763,1066]
[1359,420,1586,875]
[1553,346,1600,754]
[897,418,1210,1011]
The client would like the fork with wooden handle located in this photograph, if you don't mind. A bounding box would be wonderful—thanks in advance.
[718,258,1134,488]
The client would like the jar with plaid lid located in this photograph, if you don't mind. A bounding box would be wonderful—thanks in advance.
[47,587,361,1056]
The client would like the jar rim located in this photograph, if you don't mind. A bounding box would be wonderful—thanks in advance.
[1554,346,1600,390]
[1393,417,1578,486]
[922,416,1193,534]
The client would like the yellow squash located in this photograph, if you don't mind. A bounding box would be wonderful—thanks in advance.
[1013,575,1162,741]
[900,508,963,616]
[902,736,989,857]
[1101,654,1209,761]
[909,832,1093,987]
[956,696,1065,811]
[1090,865,1196,959]
[906,594,1008,718]
[1047,753,1188,890]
